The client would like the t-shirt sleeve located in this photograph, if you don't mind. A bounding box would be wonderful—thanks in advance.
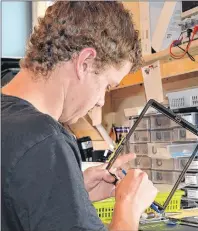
[8,134,107,231]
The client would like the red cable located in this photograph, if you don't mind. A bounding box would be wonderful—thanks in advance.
[170,26,197,59]
[170,34,194,59]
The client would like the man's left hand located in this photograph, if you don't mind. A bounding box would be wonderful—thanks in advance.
[83,153,136,202]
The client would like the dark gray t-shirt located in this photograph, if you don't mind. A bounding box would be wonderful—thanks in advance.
[1,94,107,231]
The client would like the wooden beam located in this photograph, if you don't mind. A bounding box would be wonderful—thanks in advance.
[151,2,177,53]
[138,1,151,56]
[123,2,140,31]
[161,56,198,78]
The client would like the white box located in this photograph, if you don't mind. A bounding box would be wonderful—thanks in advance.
[189,160,198,170]
[180,159,198,171]
[185,173,198,186]
[167,88,198,110]
[186,188,198,199]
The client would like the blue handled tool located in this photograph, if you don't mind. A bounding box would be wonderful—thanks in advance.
[121,169,127,175]
[121,169,162,214]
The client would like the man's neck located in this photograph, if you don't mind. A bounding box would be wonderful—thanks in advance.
[2,69,65,121]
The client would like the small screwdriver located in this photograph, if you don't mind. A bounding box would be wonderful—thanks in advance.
[121,169,162,214]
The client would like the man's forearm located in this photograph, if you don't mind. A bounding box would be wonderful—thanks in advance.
[109,201,140,231]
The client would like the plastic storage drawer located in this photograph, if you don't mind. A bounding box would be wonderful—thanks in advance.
[151,130,173,143]
[180,113,198,126]
[152,170,181,184]
[129,143,148,156]
[173,128,198,142]
[179,159,198,170]
[185,188,198,199]
[152,159,184,171]
[148,143,171,159]
[130,117,150,130]
[150,114,178,130]
[168,143,198,158]
[130,130,150,143]
[185,173,198,186]
[129,157,151,170]
[143,169,152,180]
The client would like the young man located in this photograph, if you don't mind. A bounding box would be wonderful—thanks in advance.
[2,2,157,231]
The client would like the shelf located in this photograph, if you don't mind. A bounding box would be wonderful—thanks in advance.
[112,40,198,91]
[113,54,198,91]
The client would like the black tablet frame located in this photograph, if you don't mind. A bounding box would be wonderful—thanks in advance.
[106,99,198,212]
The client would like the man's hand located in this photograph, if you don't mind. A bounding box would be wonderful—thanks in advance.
[110,169,158,231]
[83,154,135,202]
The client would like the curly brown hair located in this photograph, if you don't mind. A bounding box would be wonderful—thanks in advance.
[20,1,142,77]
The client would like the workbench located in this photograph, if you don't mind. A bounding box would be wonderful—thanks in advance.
[104,209,198,230]
[139,209,198,231]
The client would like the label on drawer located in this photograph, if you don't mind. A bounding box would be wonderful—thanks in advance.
[157,147,171,158]
[147,143,171,159]
[189,161,198,170]
[185,175,198,185]
[187,189,198,199]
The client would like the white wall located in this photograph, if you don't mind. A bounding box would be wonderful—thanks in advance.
[32,1,52,27]
[2,1,32,58]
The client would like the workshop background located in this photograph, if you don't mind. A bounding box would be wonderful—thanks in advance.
[1,0,198,228]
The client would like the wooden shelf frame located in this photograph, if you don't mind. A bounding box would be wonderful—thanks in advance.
[112,40,198,90]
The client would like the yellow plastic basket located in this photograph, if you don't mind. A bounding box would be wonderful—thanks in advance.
[146,190,185,213]
[93,190,184,223]
[93,198,115,223]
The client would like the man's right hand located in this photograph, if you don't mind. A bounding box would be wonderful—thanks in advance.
[110,169,158,231]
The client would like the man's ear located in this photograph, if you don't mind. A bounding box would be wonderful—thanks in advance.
[75,48,97,81]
